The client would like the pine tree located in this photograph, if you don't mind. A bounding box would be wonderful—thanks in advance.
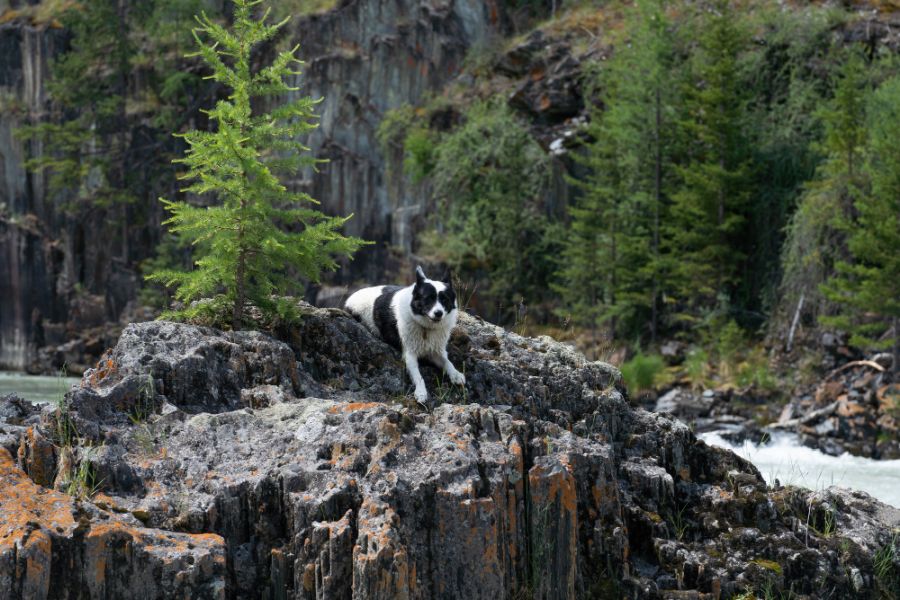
[148,0,365,329]
[666,0,750,328]
[556,0,676,342]
[822,74,900,375]
[780,49,869,326]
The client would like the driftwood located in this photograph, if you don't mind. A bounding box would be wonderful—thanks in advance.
[786,293,804,353]
[771,401,839,429]
[825,359,885,381]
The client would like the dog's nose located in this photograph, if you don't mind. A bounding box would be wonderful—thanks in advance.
[433,310,443,319]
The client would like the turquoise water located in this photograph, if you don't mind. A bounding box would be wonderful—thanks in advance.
[0,371,81,405]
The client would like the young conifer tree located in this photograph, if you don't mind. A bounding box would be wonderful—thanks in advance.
[555,0,676,342]
[666,0,750,326]
[822,75,900,376]
[780,49,869,325]
[148,0,364,329]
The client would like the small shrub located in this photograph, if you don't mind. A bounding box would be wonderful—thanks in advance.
[684,348,711,390]
[716,319,746,381]
[403,127,436,182]
[620,352,665,395]
[736,346,778,391]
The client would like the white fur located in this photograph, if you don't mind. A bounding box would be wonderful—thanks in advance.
[343,285,385,334]
[345,275,465,405]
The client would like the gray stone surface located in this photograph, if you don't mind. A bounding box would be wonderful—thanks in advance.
[1,303,897,598]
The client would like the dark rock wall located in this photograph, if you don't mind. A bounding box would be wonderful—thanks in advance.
[0,23,67,371]
[0,0,507,370]
[289,0,507,280]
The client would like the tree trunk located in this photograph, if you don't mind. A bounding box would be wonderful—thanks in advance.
[610,217,617,340]
[233,247,246,331]
[893,315,898,381]
[234,196,247,330]
[117,0,129,264]
[651,86,662,343]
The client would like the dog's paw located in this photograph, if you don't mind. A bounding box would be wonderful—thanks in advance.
[449,370,466,386]
[414,387,429,406]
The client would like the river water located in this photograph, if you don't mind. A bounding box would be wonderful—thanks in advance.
[700,431,900,508]
[0,371,81,405]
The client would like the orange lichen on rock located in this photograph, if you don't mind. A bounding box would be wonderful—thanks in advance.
[17,426,57,487]
[0,447,226,597]
[0,448,78,547]
[328,402,381,414]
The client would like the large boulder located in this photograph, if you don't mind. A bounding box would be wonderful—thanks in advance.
[2,302,898,599]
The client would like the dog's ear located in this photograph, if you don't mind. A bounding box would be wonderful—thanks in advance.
[415,265,427,285]
[443,268,454,289]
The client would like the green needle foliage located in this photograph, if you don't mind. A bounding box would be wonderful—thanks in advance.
[555,0,677,342]
[148,0,365,329]
[781,50,870,325]
[666,0,751,326]
[822,74,900,375]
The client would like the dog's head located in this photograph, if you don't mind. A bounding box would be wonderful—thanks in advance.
[411,266,456,324]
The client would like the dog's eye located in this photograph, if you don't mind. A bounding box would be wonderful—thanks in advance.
[439,291,455,308]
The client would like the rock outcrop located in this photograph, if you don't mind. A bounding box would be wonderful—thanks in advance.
[1,303,898,599]
[774,355,900,460]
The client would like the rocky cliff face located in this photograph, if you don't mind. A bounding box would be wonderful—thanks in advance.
[290,0,507,275]
[0,21,67,371]
[0,0,508,371]
[1,305,897,598]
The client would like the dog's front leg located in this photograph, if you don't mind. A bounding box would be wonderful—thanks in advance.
[432,350,466,386]
[404,351,429,405]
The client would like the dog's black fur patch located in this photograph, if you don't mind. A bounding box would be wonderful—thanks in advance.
[438,288,456,312]
[411,281,437,318]
[373,286,402,350]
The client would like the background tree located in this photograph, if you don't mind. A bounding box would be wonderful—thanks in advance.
[780,49,870,329]
[418,100,555,323]
[148,0,365,328]
[821,74,900,376]
[666,0,750,331]
[555,0,677,342]
[19,0,219,266]
[743,5,841,328]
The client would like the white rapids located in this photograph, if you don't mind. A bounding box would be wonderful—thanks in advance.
[700,431,900,508]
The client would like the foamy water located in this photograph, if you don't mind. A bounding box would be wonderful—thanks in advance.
[700,431,900,508]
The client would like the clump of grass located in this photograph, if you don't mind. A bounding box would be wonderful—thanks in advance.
[62,446,104,500]
[670,504,690,541]
[129,374,156,425]
[807,503,838,540]
[874,533,899,597]
[684,347,711,390]
[735,345,778,391]
[620,352,665,396]
[53,365,77,448]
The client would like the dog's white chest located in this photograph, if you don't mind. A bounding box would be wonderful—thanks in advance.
[399,318,452,357]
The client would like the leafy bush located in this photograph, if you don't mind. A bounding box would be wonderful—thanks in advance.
[418,100,556,322]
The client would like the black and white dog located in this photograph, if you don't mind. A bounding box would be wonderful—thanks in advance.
[344,266,465,405]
